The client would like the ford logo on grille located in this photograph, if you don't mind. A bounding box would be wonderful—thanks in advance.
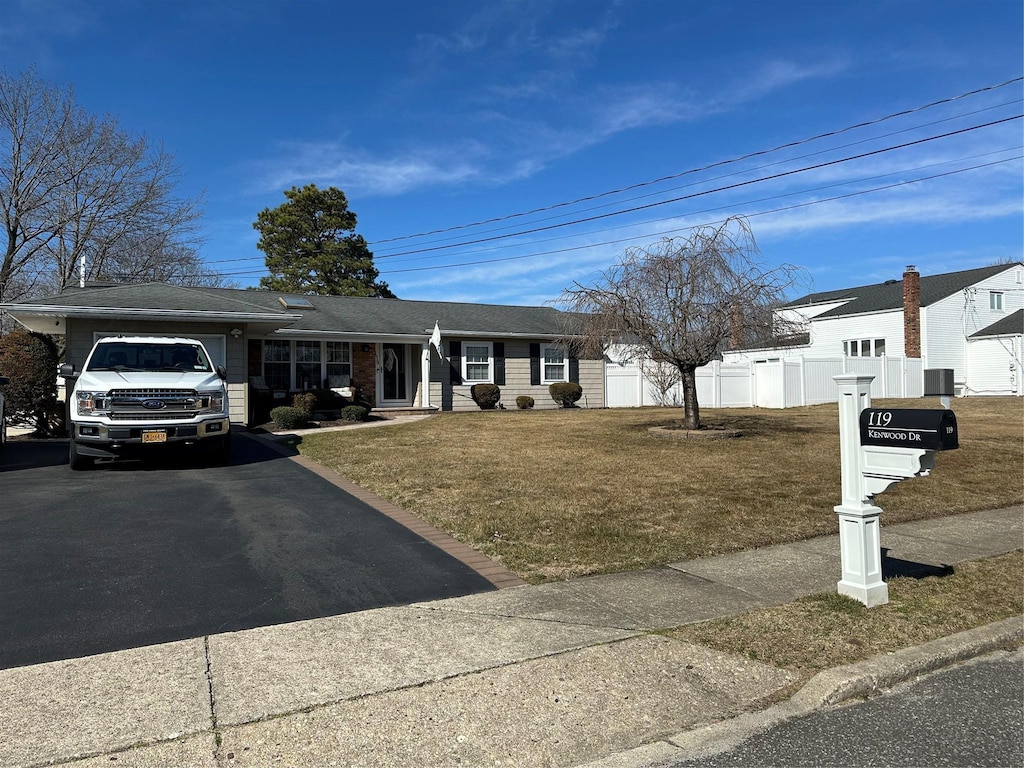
[142,399,166,410]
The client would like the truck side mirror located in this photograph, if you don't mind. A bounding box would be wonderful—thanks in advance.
[59,363,77,378]
[216,365,227,381]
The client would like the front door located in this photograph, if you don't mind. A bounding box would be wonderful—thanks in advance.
[379,343,411,405]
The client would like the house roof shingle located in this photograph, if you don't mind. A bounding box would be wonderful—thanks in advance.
[784,263,1021,319]
[10,283,580,337]
[970,309,1023,338]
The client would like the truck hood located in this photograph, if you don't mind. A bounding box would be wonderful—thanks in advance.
[75,370,225,391]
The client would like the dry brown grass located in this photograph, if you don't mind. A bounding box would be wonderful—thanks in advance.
[667,550,1023,677]
[296,397,1023,582]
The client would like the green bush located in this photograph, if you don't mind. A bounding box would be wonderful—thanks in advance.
[548,382,583,408]
[0,330,61,436]
[470,383,501,410]
[270,406,309,429]
[292,391,317,415]
[515,395,535,410]
[340,405,370,422]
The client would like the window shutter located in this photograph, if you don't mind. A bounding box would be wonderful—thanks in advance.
[569,355,580,384]
[493,342,505,386]
[449,341,462,385]
[529,343,541,386]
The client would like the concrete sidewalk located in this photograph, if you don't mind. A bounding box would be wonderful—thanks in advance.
[1,506,1020,768]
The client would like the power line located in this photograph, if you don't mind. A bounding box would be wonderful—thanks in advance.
[372,115,1022,259]
[378,146,1023,267]
[380,157,1021,275]
[134,152,1016,281]
[371,98,1023,255]
[368,77,1024,246]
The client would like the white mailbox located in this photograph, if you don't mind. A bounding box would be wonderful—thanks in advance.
[832,375,958,606]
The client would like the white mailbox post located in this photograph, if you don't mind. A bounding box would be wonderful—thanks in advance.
[832,374,958,606]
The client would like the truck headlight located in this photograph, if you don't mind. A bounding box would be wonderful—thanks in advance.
[196,391,226,413]
[76,391,110,415]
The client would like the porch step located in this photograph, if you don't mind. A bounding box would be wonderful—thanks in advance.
[374,406,439,418]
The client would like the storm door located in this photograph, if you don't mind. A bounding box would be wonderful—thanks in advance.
[380,343,410,405]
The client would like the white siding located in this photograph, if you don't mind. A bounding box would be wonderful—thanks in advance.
[966,335,1023,395]
[924,268,1024,392]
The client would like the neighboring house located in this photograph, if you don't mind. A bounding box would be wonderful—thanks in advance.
[723,263,1024,397]
[0,283,604,424]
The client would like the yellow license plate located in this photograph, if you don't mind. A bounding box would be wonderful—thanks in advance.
[141,430,167,444]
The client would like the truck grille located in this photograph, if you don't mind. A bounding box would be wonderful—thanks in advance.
[107,388,200,421]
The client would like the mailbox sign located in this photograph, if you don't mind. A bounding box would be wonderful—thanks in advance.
[859,408,958,451]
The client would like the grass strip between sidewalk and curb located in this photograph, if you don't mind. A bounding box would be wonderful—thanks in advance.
[666,550,1023,679]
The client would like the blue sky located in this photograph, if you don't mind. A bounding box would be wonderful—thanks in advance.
[2,0,1021,306]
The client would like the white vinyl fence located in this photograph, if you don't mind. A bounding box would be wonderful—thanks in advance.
[605,352,923,409]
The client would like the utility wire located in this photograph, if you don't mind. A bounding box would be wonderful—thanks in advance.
[368,77,1024,246]
[372,115,1022,259]
[371,99,1023,256]
[381,157,1021,275]
[126,152,1016,281]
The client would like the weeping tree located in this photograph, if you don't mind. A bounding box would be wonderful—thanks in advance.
[564,217,802,430]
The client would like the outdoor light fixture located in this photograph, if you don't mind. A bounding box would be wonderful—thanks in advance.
[230,328,243,339]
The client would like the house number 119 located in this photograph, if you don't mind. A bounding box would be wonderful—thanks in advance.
[866,411,893,427]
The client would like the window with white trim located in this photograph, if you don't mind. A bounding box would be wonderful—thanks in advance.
[843,338,886,357]
[541,344,568,383]
[462,342,493,382]
[263,339,353,391]
[326,341,352,386]
[990,291,1004,311]
[295,340,321,391]
[263,340,291,390]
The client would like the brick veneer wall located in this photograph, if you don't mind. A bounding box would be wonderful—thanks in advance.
[352,345,377,407]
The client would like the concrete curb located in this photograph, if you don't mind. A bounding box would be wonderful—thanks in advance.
[575,615,1024,768]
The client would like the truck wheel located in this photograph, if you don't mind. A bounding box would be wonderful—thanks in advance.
[69,439,94,471]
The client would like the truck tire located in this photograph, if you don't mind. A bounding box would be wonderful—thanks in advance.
[69,439,94,471]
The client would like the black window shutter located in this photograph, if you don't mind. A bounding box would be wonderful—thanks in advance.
[450,341,462,385]
[529,343,541,386]
[569,355,580,384]
[493,342,505,386]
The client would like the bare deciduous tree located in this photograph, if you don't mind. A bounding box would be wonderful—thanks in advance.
[0,68,208,305]
[563,217,803,430]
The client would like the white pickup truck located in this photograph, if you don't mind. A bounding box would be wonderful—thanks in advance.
[60,336,231,470]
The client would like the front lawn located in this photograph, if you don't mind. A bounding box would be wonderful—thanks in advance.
[296,398,1023,583]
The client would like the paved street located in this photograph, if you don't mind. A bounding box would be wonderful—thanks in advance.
[0,434,494,670]
[673,649,1024,767]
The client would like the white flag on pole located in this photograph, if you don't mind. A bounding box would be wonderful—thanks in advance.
[429,321,445,360]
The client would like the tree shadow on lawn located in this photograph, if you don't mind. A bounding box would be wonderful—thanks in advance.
[631,411,821,437]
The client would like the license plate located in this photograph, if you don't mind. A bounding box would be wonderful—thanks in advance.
[141,430,167,444]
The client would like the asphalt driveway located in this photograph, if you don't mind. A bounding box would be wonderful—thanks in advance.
[0,432,495,670]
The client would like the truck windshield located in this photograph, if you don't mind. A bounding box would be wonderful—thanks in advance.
[86,343,213,373]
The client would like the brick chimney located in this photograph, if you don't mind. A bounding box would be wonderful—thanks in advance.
[903,265,921,358]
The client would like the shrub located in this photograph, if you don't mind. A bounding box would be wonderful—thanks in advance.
[0,330,61,436]
[549,382,583,408]
[270,406,309,429]
[340,405,369,422]
[292,391,317,415]
[470,383,501,410]
[515,395,535,410]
